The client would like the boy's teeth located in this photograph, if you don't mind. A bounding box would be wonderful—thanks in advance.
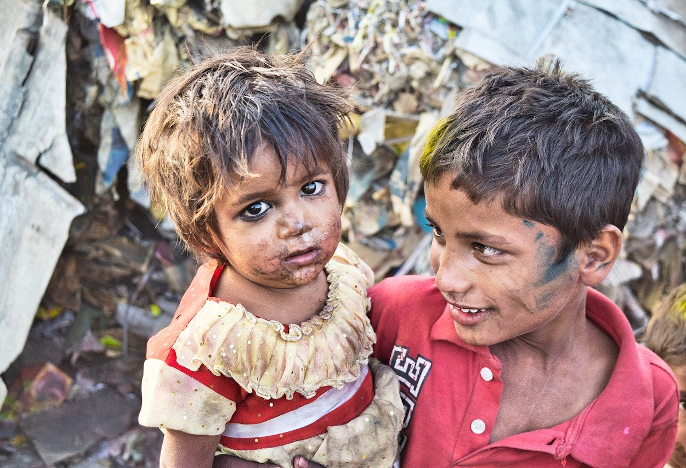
[449,304,485,314]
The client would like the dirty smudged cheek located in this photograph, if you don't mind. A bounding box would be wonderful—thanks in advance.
[535,241,570,287]
[526,234,575,311]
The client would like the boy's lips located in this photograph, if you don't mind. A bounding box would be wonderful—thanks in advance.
[448,303,492,326]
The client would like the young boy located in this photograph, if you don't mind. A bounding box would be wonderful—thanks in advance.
[367,61,680,466]
[644,284,686,468]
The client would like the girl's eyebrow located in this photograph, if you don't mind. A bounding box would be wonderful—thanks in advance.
[231,167,330,207]
[296,166,328,184]
[232,188,277,207]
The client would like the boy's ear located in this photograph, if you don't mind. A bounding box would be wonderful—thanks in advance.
[577,225,623,287]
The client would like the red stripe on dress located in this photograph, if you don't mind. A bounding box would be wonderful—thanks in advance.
[219,370,374,449]
[231,385,331,423]
[165,348,247,403]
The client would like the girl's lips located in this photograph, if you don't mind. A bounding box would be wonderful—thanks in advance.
[448,304,492,326]
[283,248,321,266]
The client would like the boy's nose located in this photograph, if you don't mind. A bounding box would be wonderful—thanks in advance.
[434,253,472,298]
[277,210,313,238]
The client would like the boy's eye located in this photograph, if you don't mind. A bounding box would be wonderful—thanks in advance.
[473,243,502,257]
[301,181,324,196]
[426,223,443,238]
[241,201,270,219]
[680,400,685,411]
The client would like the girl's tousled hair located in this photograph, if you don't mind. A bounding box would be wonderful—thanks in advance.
[136,48,353,262]
[644,284,686,369]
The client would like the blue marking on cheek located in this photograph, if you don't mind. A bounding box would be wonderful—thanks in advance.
[535,231,543,241]
[523,220,534,227]
[543,251,570,284]
[535,242,570,286]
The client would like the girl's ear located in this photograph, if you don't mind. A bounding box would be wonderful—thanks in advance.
[578,225,623,287]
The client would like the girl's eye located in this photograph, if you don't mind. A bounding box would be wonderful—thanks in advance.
[474,243,502,257]
[301,181,324,196]
[241,201,270,219]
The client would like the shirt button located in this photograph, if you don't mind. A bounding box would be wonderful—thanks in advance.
[480,367,494,381]
[471,419,486,434]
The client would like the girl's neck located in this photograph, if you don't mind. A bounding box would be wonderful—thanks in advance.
[212,264,330,325]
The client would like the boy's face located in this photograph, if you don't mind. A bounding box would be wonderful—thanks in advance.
[424,174,586,347]
[213,144,342,290]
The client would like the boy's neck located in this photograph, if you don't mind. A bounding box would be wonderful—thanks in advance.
[488,295,619,442]
[212,266,330,325]
[489,294,592,365]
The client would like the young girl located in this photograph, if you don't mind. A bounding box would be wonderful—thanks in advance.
[136,49,404,467]
[644,284,686,468]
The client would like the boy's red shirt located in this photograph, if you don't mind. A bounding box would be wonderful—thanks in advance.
[369,275,679,467]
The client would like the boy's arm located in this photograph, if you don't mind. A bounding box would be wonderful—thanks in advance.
[161,429,220,468]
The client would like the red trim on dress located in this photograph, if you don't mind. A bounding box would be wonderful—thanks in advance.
[165,348,247,403]
[208,264,290,333]
[219,370,374,449]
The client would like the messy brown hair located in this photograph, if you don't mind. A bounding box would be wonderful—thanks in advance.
[420,60,644,261]
[644,284,686,369]
[136,48,353,262]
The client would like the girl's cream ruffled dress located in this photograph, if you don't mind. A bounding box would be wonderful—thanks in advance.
[139,244,404,467]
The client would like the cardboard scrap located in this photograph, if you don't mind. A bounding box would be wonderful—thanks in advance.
[20,388,139,466]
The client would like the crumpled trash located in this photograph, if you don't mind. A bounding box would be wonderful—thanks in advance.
[19,363,73,416]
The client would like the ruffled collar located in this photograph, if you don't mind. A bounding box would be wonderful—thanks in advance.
[172,245,376,399]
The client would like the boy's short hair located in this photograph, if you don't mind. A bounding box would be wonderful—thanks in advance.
[420,60,644,259]
[644,284,686,369]
[137,48,353,262]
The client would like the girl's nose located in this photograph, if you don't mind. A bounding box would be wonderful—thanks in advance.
[278,210,313,238]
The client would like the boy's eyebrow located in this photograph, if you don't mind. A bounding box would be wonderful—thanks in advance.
[424,212,513,246]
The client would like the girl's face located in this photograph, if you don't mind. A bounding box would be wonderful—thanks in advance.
[213,144,342,290]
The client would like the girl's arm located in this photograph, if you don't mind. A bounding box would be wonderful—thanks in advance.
[160,429,221,468]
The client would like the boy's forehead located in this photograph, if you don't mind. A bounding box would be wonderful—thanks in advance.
[425,178,564,245]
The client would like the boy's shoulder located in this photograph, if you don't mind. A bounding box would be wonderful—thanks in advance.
[370,275,441,303]
[585,288,678,431]
[369,275,445,325]
[636,342,680,408]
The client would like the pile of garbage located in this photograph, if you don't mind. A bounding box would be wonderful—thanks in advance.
[1,0,685,465]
